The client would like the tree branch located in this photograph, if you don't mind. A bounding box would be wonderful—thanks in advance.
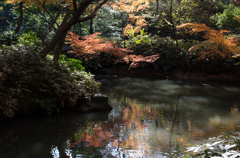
[72,0,77,13]
[42,2,64,43]
[73,0,96,19]
[77,0,108,23]
[60,8,72,28]
[36,0,60,27]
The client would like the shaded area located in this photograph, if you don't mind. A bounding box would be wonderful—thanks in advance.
[0,111,111,158]
[1,76,240,157]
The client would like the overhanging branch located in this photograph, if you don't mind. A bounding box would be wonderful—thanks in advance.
[77,0,108,23]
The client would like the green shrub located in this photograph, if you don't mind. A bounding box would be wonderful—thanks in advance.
[122,29,154,56]
[0,30,42,47]
[216,4,240,33]
[17,31,42,47]
[59,54,86,72]
[0,45,100,119]
[0,30,18,45]
[122,29,177,57]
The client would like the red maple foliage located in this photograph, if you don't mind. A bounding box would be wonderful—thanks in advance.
[66,32,132,60]
[122,54,160,69]
[66,32,160,69]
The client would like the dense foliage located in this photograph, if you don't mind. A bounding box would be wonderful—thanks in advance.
[1,0,240,156]
[177,23,240,59]
[0,45,100,119]
[1,0,240,112]
[216,3,240,33]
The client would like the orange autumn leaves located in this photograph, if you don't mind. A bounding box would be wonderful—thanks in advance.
[7,0,153,36]
[109,0,156,36]
[67,103,158,149]
[66,31,131,58]
[177,23,240,59]
[66,32,159,69]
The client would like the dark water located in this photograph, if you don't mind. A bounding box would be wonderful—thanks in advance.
[1,75,240,158]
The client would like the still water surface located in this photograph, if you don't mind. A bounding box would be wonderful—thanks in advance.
[1,76,240,158]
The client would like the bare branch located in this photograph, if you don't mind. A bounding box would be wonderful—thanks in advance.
[36,0,60,27]
[78,14,95,22]
[42,2,64,43]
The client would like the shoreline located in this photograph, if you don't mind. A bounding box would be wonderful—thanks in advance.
[94,66,240,85]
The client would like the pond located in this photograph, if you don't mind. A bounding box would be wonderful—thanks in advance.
[1,75,240,158]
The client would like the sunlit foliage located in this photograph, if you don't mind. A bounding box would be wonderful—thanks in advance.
[66,31,131,59]
[177,23,240,59]
[216,3,240,33]
[6,0,74,9]
[186,133,240,157]
[111,0,156,36]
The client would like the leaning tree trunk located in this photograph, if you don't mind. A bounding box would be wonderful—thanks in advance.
[42,3,63,44]
[53,36,66,61]
[15,2,23,34]
[39,0,108,59]
[39,21,73,59]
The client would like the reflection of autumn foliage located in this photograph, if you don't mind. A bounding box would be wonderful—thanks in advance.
[69,124,112,148]
[121,103,158,151]
[66,100,240,157]
[127,103,159,121]
[68,103,158,151]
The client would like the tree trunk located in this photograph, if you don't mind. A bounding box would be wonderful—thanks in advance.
[15,2,23,34]
[90,18,93,34]
[39,21,73,59]
[53,36,66,61]
[39,0,108,59]
[156,0,159,14]
[169,0,179,56]
[169,0,182,69]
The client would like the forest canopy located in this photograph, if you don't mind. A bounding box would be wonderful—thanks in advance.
[1,0,240,72]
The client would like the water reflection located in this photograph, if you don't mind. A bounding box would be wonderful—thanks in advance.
[0,111,111,158]
[95,76,240,157]
[1,76,240,157]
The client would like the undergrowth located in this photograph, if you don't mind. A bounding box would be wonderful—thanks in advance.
[0,45,100,119]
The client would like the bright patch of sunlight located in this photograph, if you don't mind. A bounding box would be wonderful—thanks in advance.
[50,146,60,158]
